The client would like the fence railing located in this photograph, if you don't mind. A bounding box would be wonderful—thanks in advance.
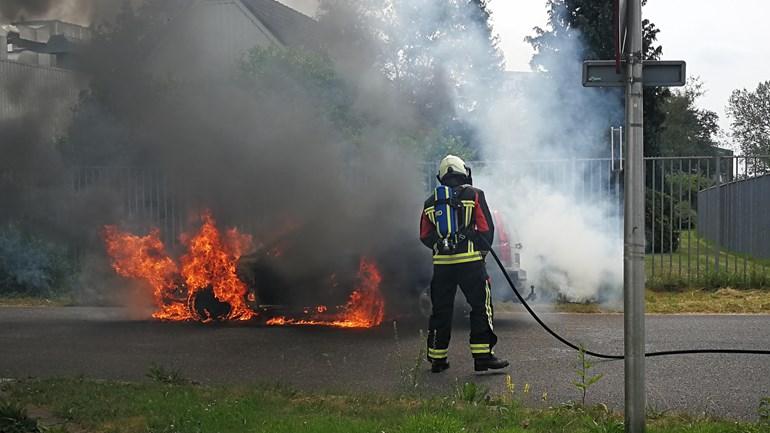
[70,154,770,287]
[422,158,625,239]
[72,166,183,248]
[646,155,770,287]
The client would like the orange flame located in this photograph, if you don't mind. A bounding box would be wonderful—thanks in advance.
[103,212,254,321]
[179,211,254,321]
[103,213,384,328]
[102,226,189,319]
[266,258,384,328]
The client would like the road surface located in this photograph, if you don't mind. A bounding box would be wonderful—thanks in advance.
[0,307,768,420]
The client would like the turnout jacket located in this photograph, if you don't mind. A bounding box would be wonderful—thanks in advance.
[420,185,495,265]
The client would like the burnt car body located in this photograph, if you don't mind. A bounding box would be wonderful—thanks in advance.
[237,246,362,310]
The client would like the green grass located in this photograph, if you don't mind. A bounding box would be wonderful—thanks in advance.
[0,294,74,307]
[1,378,767,433]
[0,400,43,433]
[647,231,770,290]
[646,288,770,314]
[555,289,770,314]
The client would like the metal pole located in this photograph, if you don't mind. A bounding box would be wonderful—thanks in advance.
[714,156,722,272]
[624,0,646,431]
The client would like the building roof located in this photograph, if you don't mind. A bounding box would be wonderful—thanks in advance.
[240,0,322,51]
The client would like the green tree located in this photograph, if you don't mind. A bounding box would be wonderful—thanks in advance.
[727,80,770,157]
[240,46,361,136]
[659,79,721,156]
[318,0,503,159]
[527,0,669,156]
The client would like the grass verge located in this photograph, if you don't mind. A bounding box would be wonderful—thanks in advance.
[645,288,770,314]
[646,230,770,290]
[554,289,770,314]
[0,294,74,307]
[1,378,767,433]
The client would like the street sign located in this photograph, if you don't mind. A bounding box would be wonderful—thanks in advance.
[582,60,686,87]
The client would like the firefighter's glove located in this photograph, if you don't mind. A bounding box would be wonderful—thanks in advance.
[466,230,490,253]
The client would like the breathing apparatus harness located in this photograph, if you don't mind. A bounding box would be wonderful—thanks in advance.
[432,184,473,255]
[477,236,770,359]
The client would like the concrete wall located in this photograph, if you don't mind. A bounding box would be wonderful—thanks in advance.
[698,174,770,259]
[0,59,80,131]
[149,0,281,82]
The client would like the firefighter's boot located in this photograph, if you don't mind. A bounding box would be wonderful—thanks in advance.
[430,358,450,373]
[474,355,509,372]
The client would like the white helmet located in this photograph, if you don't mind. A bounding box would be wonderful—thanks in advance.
[438,154,470,181]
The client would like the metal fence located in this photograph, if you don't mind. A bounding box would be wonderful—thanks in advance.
[423,158,625,239]
[646,155,770,284]
[424,155,770,286]
[70,155,770,286]
[73,166,183,247]
[698,174,770,260]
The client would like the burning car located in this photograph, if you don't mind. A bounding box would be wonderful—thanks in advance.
[101,205,532,326]
[103,211,385,328]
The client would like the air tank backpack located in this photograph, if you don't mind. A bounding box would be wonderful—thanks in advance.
[433,185,468,254]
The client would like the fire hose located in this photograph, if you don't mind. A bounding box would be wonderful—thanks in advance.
[478,237,770,359]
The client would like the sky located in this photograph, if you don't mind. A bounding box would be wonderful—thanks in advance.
[488,0,770,136]
[283,0,770,137]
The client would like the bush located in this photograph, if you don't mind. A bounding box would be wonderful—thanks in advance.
[645,189,681,254]
[0,401,41,433]
[0,225,73,296]
[452,381,489,405]
[146,364,190,386]
[760,397,770,423]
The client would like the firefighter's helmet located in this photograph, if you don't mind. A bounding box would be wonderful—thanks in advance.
[438,155,470,181]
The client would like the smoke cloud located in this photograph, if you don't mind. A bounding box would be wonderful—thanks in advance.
[0,0,56,22]
[482,30,624,303]
[2,0,624,310]
[1,0,431,309]
[481,24,624,303]
[0,0,137,25]
[333,0,624,303]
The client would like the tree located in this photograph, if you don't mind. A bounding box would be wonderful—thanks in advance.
[62,0,187,166]
[659,79,721,156]
[525,1,622,156]
[727,80,770,157]
[527,0,669,156]
[317,0,504,160]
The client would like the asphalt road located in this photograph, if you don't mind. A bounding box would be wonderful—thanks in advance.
[1,306,769,420]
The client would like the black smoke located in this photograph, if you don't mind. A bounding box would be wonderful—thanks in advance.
[2,0,434,311]
[0,0,55,21]
[0,0,134,25]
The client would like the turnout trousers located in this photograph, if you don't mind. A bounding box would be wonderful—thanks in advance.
[426,260,498,360]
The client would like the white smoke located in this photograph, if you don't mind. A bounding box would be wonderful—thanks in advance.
[482,13,623,303]
[484,178,622,303]
[356,0,625,302]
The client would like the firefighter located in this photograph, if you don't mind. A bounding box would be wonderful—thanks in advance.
[420,155,510,373]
